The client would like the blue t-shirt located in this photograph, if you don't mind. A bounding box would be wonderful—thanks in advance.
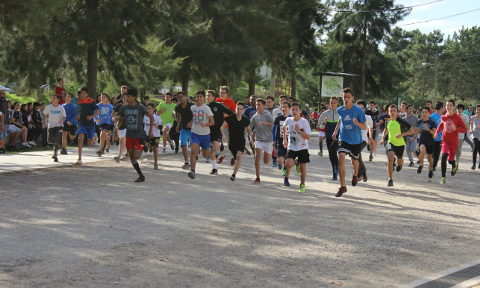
[63,103,78,126]
[429,112,442,142]
[96,103,114,125]
[337,104,366,145]
[244,107,257,119]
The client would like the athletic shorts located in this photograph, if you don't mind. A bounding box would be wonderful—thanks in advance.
[99,123,114,132]
[47,126,63,144]
[126,137,145,151]
[286,149,310,163]
[318,131,325,137]
[117,128,126,138]
[7,124,21,133]
[149,137,160,147]
[180,129,191,147]
[63,123,77,136]
[441,141,458,161]
[77,126,96,140]
[191,132,210,150]
[209,129,222,143]
[338,141,362,160]
[419,142,434,155]
[163,122,173,129]
[255,141,273,154]
[276,144,287,157]
[229,142,246,160]
[387,143,405,159]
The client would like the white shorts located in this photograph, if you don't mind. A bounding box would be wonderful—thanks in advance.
[117,128,126,138]
[7,124,21,133]
[318,131,325,137]
[164,122,172,129]
[255,141,273,154]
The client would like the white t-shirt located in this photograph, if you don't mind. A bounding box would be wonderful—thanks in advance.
[458,113,469,139]
[44,104,66,128]
[283,117,311,151]
[362,115,373,142]
[272,107,283,119]
[191,104,213,135]
[144,113,162,138]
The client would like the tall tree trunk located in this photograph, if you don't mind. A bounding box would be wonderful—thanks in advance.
[290,52,297,99]
[270,70,275,99]
[181,74,189,96]
[360,20,367,100]
[87,40,98,98]
[248,67,256,96]
[86,0,99,98]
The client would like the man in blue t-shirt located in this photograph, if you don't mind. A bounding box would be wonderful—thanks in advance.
[429,101,444,171]
[332,88,367,197]
[61,92,78,155]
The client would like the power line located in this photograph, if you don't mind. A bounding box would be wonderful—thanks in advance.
[398,7,480,26]
[320,0,442,13]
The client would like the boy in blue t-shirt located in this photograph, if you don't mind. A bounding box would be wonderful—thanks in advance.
[61,93,78,155]
[332,88,367,197]
[95,93,114,156]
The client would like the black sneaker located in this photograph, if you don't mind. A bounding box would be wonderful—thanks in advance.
[60,149,68,155]
[114,156,120,163]
[417,165,423,174]
[352,175,358,187]
[96,150,103,157]
[388,179,394,186]
[135,175,145,182]
[230,174,235,181]
[396,165,402,172]
[472,165,476,170]
[209,168,218,175]
[335,186,347,197]
[143,145,148,153]
[363,172,368,182]
[428,170,434,178]
[53,156,58,162]
[188,171,196,179]
[369,154,373,161]
[408,162,414,167]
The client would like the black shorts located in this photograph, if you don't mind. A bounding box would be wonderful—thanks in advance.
[286,149,310,164]
[149,137,160,147]
[229,142,246,159]
[210,129,222,143]
[100,123,114,132]
[338,141,362,160]
[63,124,77,136]
[419,142,434,155]
[388,143,405,158]
[276,144,287,157]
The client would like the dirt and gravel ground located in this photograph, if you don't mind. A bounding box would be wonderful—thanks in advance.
[1,135,479,287]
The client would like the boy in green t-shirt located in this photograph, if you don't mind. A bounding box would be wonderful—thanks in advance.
[156,92,177,152]
[380,105,415,187]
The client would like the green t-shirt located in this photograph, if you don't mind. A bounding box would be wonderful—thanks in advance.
[387,119,406,146]
[156,102,176,125]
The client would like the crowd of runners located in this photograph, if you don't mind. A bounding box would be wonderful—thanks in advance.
[1,84,479,196]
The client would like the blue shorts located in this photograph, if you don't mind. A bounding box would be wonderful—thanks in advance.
[77,126,96,140]
[179,129,191,147]
[276,144,287,157]
[0,130,7,140]
[191,133,210,150]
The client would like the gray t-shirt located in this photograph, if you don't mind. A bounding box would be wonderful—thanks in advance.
[472,115,480,140]
[119,104,149,138]
[404,114,419,139]
[250,110,274,142]
[44,104,66,128]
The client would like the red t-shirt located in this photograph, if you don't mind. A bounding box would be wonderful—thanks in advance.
[215,97,236,113]
[56,86,66,105]
[436,113,467,144]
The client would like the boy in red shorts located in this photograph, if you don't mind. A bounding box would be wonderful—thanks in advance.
[434,99,467,184]
[118,88,154,182]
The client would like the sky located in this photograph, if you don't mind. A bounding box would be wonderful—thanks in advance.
[394,0,480,39]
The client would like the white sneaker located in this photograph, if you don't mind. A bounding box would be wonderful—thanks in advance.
[21,142,31,147]
[28,141,37,146]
